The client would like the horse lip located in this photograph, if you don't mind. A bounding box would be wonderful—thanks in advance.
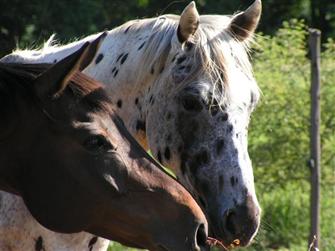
[207,220,234,248]
[209,229,253,248]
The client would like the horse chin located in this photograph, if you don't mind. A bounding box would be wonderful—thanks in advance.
[89,229,149,250]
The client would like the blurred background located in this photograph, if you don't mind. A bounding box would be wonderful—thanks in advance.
[1,1,334,251]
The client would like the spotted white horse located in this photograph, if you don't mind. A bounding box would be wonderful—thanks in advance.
[1,1,262,250]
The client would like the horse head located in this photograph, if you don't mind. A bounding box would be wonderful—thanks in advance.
[144,1,262,247]
[0,37,209,251]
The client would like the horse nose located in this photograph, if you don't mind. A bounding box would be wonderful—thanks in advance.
[194,223,208,250]
[222,200,260,246]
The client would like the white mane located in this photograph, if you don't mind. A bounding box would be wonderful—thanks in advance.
[120,14,259,106]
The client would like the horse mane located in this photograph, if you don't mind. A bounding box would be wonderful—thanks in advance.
[0,63,112,113]
[118,14,258,106]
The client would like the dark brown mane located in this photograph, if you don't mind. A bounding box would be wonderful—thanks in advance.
[70,71,112,113]
[0,62,112,113]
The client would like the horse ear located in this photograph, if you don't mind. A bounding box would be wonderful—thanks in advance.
[79,31,107,71]
[34,32,107,99]
[228,0,262,41]
[177,1,200,43]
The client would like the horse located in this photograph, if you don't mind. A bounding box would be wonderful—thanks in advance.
[1,0,262,249]
[0,39,210,251]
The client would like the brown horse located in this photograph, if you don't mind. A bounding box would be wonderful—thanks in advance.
[0,39,209,251]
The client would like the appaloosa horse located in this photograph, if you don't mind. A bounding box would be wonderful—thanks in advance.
[1,0,262,249]
[0,40,209,251]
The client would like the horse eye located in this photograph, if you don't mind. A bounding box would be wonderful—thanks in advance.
[83,135,113,153]
[182,95,203,112]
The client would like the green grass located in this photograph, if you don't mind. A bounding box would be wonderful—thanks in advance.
[108,242,140,251]
[244,183,334,251]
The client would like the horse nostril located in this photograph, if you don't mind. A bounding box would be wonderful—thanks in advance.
[221,201,260,246]
[196,223,207,248]
[224,210,237,236]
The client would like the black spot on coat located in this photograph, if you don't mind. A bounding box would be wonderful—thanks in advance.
[149,95,154,105]
[157,150,162,163]
[177,114,199,147]
[120,53,129,64]
[88,236,98,251]
[138,42,146,50]
[124,25,132,33]
[230,176,238,186]
[113,69,119,77]
[219,175,224,191]
[195,150,209,165]
[189,151,209,175]
[116,53,124,63]
[136,120,146,132]
[35,236,45,251]
[95,53,104,64]
[117,99,122,108]
[166,112,172,120]
[216,139,225,154]
[228,124,233,132]
[221,113,229,121]
[164,147,171,160]
[177,56,186,64]
[210,106,219,116]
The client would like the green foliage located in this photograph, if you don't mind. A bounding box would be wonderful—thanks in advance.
[250,20,311,192]
[247,20,335,250]
[0,0,106,57]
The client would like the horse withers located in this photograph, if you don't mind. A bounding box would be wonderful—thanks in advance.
[0,39,209,251]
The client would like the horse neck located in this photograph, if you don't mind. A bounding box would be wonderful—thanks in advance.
[83,22,172,149]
